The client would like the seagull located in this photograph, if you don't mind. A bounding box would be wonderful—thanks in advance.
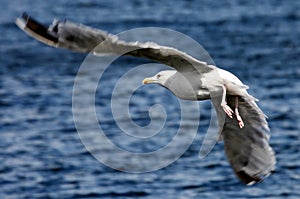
[15,13,276,185]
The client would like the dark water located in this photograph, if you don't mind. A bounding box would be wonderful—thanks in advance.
[1,0,300,198]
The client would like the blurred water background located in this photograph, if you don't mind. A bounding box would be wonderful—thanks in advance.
[1,0,299,198]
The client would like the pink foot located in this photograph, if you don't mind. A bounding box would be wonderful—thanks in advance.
[235,109,244,128]
[221,103,233,118]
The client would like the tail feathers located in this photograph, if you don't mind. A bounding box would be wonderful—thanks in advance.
[245,92,259,102]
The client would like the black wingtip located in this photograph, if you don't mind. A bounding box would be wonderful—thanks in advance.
[21,12,29,21]
[16,12,59,44]
[236,170,262,185]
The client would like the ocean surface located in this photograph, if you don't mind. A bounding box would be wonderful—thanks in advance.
[1,0,300,198]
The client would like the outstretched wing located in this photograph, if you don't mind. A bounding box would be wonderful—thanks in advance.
[221,96,276,185]
[15,13,213,74]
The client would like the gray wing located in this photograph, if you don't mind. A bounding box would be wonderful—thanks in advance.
[220,96,276,185]
[15,13,212,74]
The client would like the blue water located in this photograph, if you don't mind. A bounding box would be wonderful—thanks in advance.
[1,0,300,198]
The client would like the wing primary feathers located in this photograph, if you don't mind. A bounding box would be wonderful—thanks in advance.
[15,13,59,45]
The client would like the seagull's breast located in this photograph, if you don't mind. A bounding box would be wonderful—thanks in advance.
[168,86,210,101]
[164,72,210,101]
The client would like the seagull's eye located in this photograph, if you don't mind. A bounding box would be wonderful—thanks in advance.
[156,74,161,79]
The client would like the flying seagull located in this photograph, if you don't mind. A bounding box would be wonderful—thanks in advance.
[15,13,276,185]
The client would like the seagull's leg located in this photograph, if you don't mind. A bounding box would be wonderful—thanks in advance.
[234,96,244,128]
[220,85,233,118]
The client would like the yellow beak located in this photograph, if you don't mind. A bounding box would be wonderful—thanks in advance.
[142,77,155,84]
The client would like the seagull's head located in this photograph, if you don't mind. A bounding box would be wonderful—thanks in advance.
[142,70,177,86]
